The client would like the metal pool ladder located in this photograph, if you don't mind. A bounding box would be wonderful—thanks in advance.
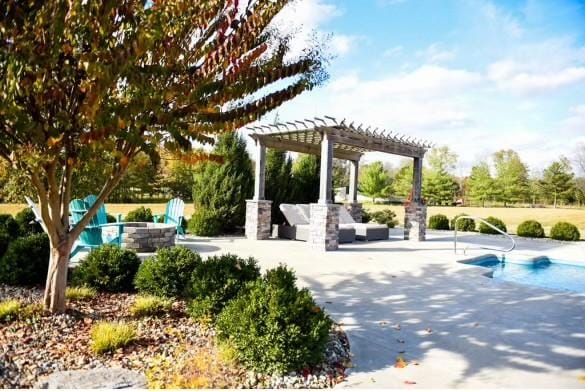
[454,215,516,254]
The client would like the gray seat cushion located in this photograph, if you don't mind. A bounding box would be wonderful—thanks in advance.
[280,204,309,226]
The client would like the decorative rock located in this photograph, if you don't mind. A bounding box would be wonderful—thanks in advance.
[35,368,147,389]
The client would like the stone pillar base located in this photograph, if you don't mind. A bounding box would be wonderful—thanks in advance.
[404,203,427,241]
[344,202,363,223]
[309,204,339,251]
[245,200,272,240]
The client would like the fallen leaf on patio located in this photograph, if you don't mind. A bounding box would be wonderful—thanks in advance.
[578,375,585,382]
[371,378,376,382]
[379,321,389,326]
[411,361,420,366]
[325,301,333,304]
[397,339,405,343]
[404,380,416,385]
[397,350,405,354]
[391,275,397,278]
[393,324,401,330]
[425,328,433,334]
[394,355,407,368]
[473,323,479,327]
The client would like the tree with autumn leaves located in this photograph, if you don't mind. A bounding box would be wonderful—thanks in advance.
[0,0,327,313]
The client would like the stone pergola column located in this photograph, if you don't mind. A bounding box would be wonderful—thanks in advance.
[309,131,339,251]
[344,158,363,222]
[245,140,272,240]
[404,156,427,241]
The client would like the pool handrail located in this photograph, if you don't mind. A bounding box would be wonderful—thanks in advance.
[454,215,516,254]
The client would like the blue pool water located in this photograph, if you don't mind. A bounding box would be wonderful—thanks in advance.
[464,256,585,293]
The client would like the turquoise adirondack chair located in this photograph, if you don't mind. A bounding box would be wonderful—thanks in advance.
[69,198,124,257]
[155,198,185,238]
[84,194,122,224]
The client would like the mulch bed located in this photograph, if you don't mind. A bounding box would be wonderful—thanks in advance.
[0,285,351,389]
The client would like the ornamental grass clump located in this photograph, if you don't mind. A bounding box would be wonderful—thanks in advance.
[516,220,545,238]
[187,254,260,319]
[91,322,137,355]
[65,286,97,301]
[216,265,332,374]
[0,300,21,322]
[134,246,202,299]
[130,296,172,318]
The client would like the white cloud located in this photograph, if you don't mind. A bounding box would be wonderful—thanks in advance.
[488,60,585,94]
[560,105,585,134]
[416,43,456,64]
[477,0,524,38]
[330,34,363,56]
[383,45,403,58]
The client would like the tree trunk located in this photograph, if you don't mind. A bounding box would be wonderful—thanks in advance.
[43,240,72,313]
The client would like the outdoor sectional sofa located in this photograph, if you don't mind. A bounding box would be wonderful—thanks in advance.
[277,204,356,243]
[338,207,389,241]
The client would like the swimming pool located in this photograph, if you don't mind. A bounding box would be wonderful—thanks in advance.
[462,255,585,293]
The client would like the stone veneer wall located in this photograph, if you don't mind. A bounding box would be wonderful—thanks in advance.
[122,223,175,252]
[404,203,427,241]
[309,203,339,251]
[344,202,363,223]
[245,200,272,240]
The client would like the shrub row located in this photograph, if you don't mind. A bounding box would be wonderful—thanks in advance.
[427,213,580,241]
[360,208,397,228]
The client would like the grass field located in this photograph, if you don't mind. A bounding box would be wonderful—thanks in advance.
[365,203,585,237]
[1,202,584,237]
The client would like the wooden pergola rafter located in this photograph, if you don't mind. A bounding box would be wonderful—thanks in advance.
[247,116,432,205]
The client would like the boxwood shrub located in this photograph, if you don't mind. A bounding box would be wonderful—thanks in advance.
[450,214,475,232]
[0,214,19,239]
[72,245,141,292]
[550,222,580,241]
[516,220,545,238]
[216,265,332,374]
[0,229,10,260]
[14,208,44,236]
[187,254,260,319]
[370,209,398,228]
[124,207,154,222]
[428,214,450,230]
[188,209,222,237]
[134,246,201,298]
[0,233,50,286]
[479,216,507,234]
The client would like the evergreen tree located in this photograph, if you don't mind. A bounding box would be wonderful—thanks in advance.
[493,149,529,206]
[332,159,350,189]
[423,146,458,205]
[266,149,294,224]
[467,162,495,207]
[193,133,253,232]
[359,162,392,203]
[393,161,413,198]
[540,157,574,208]
[291,154,320,204]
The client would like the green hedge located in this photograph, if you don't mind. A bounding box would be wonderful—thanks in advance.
[15,208,44,236]
[428,214,450,230]
[0,214,19,239]
[72,245,141,292]
[216,265,332,374]
[0,233,50,286]
[478,216,507,234]
[187,254,260,319]
[124,207,154,222]
[188,209,222,237]
[516,220,545,238]
[550,222,580,241]
[451,214,475,231]
[134,246,201,298]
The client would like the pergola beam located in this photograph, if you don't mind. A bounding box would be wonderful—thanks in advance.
[325,127,425,158]
[251,134,363,161]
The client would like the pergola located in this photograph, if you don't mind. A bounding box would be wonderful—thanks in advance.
[244,116,432,251]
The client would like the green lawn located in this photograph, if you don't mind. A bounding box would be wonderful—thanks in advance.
[2,202,584,237]
[365,203,585,237]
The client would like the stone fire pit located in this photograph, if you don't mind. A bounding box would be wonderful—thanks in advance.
[121,222,176,252]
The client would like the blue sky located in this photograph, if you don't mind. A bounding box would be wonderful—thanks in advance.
[261,0,585,176]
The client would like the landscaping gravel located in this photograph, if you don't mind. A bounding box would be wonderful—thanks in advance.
[0,285,351,389]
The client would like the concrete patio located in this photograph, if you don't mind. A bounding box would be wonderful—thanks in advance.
[180,230,585,388]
